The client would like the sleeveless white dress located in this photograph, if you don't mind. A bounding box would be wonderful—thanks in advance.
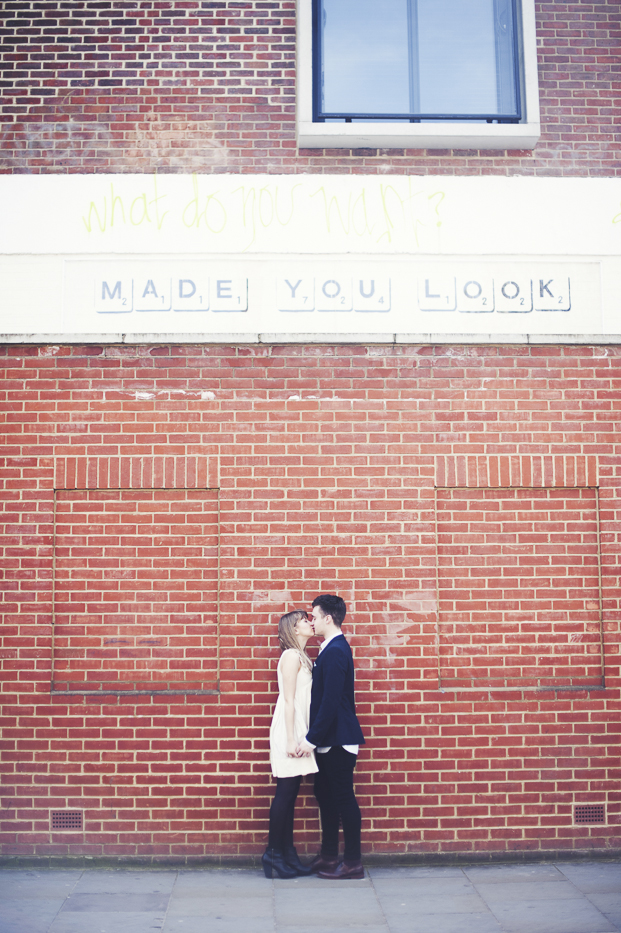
[270,649,318,778]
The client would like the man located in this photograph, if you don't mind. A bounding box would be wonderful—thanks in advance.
[296,594,365,880]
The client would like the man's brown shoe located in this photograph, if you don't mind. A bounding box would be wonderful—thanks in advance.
[307,853,339,874]
[318,860,364,880]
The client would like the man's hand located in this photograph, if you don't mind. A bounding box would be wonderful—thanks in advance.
[296,738,314,757]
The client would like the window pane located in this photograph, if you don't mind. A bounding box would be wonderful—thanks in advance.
[317,0,519,119]
[321,0,411,114]
[416,0,517,115]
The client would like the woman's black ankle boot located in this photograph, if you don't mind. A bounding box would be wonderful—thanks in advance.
[261,847,297,879]
[284,846,313,876]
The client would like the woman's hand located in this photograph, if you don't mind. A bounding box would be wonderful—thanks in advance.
[296,738,313,758]
[286,739,299,758]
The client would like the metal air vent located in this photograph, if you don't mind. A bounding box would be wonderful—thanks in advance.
[50,810,83,831]
[574,805,605,824]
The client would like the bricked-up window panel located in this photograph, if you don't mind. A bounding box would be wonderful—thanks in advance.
[53,490,218,694]
[436,488,603,691]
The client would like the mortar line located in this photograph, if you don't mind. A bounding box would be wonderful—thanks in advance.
[434,485,442,690]
[217,483,221,692]
[594,486,606,689]
[51,489,58,693]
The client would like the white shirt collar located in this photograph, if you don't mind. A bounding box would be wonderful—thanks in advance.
[318,631,341,654]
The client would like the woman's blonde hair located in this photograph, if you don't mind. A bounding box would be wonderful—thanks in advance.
[278,610,312,671]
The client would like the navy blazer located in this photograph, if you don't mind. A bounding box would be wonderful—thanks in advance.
[306,633,365,748]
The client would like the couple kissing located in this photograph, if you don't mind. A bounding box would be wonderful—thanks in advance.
[263,594,365,881]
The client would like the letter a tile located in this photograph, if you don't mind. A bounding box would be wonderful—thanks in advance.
[134,277,172,312]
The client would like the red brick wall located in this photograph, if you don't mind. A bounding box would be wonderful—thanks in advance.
[1,1,620,176]
[1,343,620,861]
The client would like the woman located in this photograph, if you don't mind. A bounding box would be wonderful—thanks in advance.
[262,609,318,879]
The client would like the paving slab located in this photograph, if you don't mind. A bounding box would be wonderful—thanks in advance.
[0,922,49,933]
[174,869,272,897]
[273,874,373,890]
[369,877,475,896]
[274,881,377,899]
[59,893,170,913]
[463,863,565,884]
[72,870,177,895]
[582,894,621,929]
[276,927,388,933]
[275,885,386,927]
[166,894,273,919]
[0,870,80,898]
[486,896,616,933]
[383,912,503,933]
[559,863,621,895]
[377,890,488,916]
[163,918,275,933]
[475,880,582,902]
[0,898,67,933]
[369,867,466,880]
[49,911,167,933]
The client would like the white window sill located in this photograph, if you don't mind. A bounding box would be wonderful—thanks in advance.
[297,121,541,151]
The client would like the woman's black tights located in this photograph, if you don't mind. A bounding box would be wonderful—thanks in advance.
[268,776,301,852]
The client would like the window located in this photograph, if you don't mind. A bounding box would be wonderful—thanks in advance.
[297,0,540,150]
[316,0,520,122]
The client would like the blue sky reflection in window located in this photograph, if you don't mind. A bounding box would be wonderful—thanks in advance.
[315,0,520,122]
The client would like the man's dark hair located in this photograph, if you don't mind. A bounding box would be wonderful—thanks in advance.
[312,594,346,628]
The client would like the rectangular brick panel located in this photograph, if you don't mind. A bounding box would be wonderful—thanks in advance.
[55,456,218,490]
[53,489,219,694]
[436,455,598,489]
[436,487,603,691]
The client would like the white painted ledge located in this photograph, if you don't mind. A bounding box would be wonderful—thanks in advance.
[2,333,621,346]
[297,122,541,152]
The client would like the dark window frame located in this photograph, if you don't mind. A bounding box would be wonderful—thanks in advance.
[312,0,523,125]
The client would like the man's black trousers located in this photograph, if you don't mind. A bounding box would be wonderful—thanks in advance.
[313,746,361,862]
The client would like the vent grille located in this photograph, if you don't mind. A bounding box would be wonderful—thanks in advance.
[575,805,605,824]
[50,810,83,831]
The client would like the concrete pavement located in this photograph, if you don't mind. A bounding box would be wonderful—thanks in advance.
[0,859,620,933]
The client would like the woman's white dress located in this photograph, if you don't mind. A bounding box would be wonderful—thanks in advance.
[270,649,318,778]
